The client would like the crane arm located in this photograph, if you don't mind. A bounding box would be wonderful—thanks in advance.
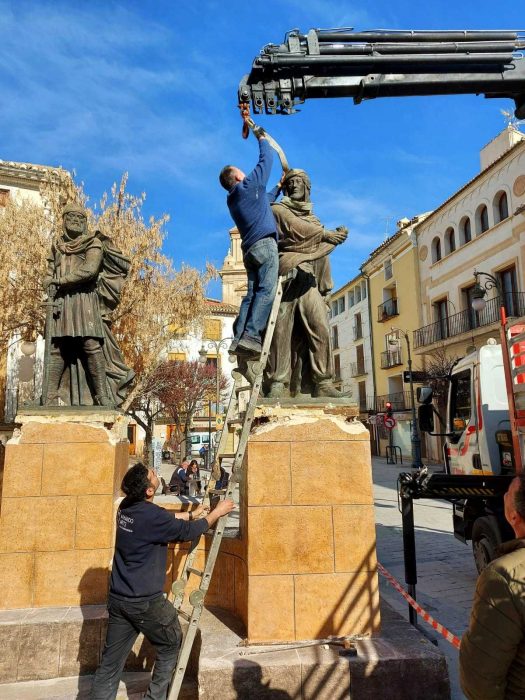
[238,28,525,118]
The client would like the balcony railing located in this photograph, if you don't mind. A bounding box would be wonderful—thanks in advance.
[375,391,414,412]
[350,362,367,377]
[413,293,525,349]
[380,349,402,369]
[353,324,363,340]
[378,298,398,322]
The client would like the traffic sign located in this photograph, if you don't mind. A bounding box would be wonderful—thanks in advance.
[403,370,429,384]
[384,416,397,430]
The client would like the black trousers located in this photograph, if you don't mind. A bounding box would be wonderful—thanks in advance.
[90,594,182,700]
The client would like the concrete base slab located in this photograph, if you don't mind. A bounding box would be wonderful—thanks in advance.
[0,599,450,699]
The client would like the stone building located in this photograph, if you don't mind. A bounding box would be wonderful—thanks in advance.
[413,126,525,460]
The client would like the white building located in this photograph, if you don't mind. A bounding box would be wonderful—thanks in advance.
[328,274,374,414]
[413,126,525,460]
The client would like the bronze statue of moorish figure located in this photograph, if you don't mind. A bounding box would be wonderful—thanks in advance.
[42,202,134,407]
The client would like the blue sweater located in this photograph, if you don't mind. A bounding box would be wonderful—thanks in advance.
[109,499,208,600]
[227,138,279,256]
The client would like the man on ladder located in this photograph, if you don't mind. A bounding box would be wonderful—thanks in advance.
[219,120,285,359]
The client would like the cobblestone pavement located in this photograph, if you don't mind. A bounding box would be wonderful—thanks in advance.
[373,455,477,700]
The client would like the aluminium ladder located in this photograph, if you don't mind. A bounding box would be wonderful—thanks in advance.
[167,274,287,700]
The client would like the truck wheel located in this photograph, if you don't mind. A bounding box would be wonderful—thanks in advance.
[472,517,502,574]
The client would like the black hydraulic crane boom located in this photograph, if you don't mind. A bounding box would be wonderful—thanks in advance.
[238,28,525,118]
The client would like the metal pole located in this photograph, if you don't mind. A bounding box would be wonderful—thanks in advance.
[208,399,212,469]
[400,487,418,625]
[405,332,423,469]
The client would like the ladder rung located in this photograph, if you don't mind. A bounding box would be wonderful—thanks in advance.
[236,385,252,395]
[187,566,204,577]
[177,609,191,621]
[219,453,236,459]
[228,417,243,426]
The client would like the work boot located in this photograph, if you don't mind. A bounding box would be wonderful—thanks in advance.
[267,381,285,398]
[313,380,345,398]
[236,335,262,356]
[86,350,112,406]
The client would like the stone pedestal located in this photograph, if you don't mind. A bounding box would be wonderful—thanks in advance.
[0,410,129,609]
[238,404,380,643]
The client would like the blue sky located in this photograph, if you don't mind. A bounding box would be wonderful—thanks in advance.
[0,1,520,297]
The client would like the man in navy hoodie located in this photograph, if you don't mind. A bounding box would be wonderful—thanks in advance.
[90,463,234,700]
[220,131,282,356]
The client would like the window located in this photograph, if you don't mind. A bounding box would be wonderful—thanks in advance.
[361,282,367,299]
[444,227,456,254]
[477,204,489,235]
[461,217,472,245]
[203,318,221,340]
[498,266,518,317]
[356,345,365,375]
[334,354,341,381]
[205,355,218,369]
[355,286,362,303]
[332,325,339,350]
[384,258,393,280]
[168,352,186,362]
[353,313,363,340]
[331,301,338,316]
[449,369,472,444]
[494,191,509,223]
[348,290,355,307]
[338,296,345,314]
[0,188,9,207]
[358,381,367,412]
[434,299,449,340]
[431,236,442,263]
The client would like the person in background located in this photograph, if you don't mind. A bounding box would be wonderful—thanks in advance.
[168,460,190,495]
[90,462,234,700]
[188,459,202,496]
[460,474,525,699]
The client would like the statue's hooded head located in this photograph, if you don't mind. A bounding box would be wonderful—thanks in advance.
[62,202,88,239]
[282,169,311,203]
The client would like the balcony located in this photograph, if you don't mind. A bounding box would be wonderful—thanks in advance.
[353,324,363,341]
[350,362,367,377]
[413,293,525,349]
[380,349,402,369]
[378,298,398,322]
[375,391,413,412]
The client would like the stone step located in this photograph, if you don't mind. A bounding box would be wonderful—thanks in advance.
[0,672,198,699]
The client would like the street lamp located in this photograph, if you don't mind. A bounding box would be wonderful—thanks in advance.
[471,269,502,313]
[390,327,423,470]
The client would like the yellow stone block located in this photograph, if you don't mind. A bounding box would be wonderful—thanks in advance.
[332,505,378,572]
[246,506,333,575]
[20,421,109,444]
[246,441,291,506]
[291,441,373,505]
[75,495,115,549]
[36,497,77,551]
[2,444,43,497]
[0,498,37,552]
[247,575,295,642]
[42,443,116,496]
[294,572,380,639]
[0,553,34,608]
[33,549,111,607]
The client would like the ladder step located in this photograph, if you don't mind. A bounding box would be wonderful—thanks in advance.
[177,609,191,621]
[236,385,252,395]
[219,453,236,459]
[187,566,204,577]
[228,417,243,426]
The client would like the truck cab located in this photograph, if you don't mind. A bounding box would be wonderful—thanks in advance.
[446,341,514,478]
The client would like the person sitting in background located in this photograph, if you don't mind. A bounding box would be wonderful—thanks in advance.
[188,459,203,496]
[168,460,190,495]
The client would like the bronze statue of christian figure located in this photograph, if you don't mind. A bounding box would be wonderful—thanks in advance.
[264,169,348,399]
[42,202,134,407]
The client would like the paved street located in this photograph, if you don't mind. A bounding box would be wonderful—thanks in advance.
[373,455,478,700]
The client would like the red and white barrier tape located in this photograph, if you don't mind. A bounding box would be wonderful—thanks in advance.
[377,562,461,649]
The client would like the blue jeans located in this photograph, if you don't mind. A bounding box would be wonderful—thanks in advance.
[90,594,182,700]
[234,236,279,343]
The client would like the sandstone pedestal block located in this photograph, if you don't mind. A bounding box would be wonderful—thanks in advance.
[239,405,380,643]
[0,410,129,609]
